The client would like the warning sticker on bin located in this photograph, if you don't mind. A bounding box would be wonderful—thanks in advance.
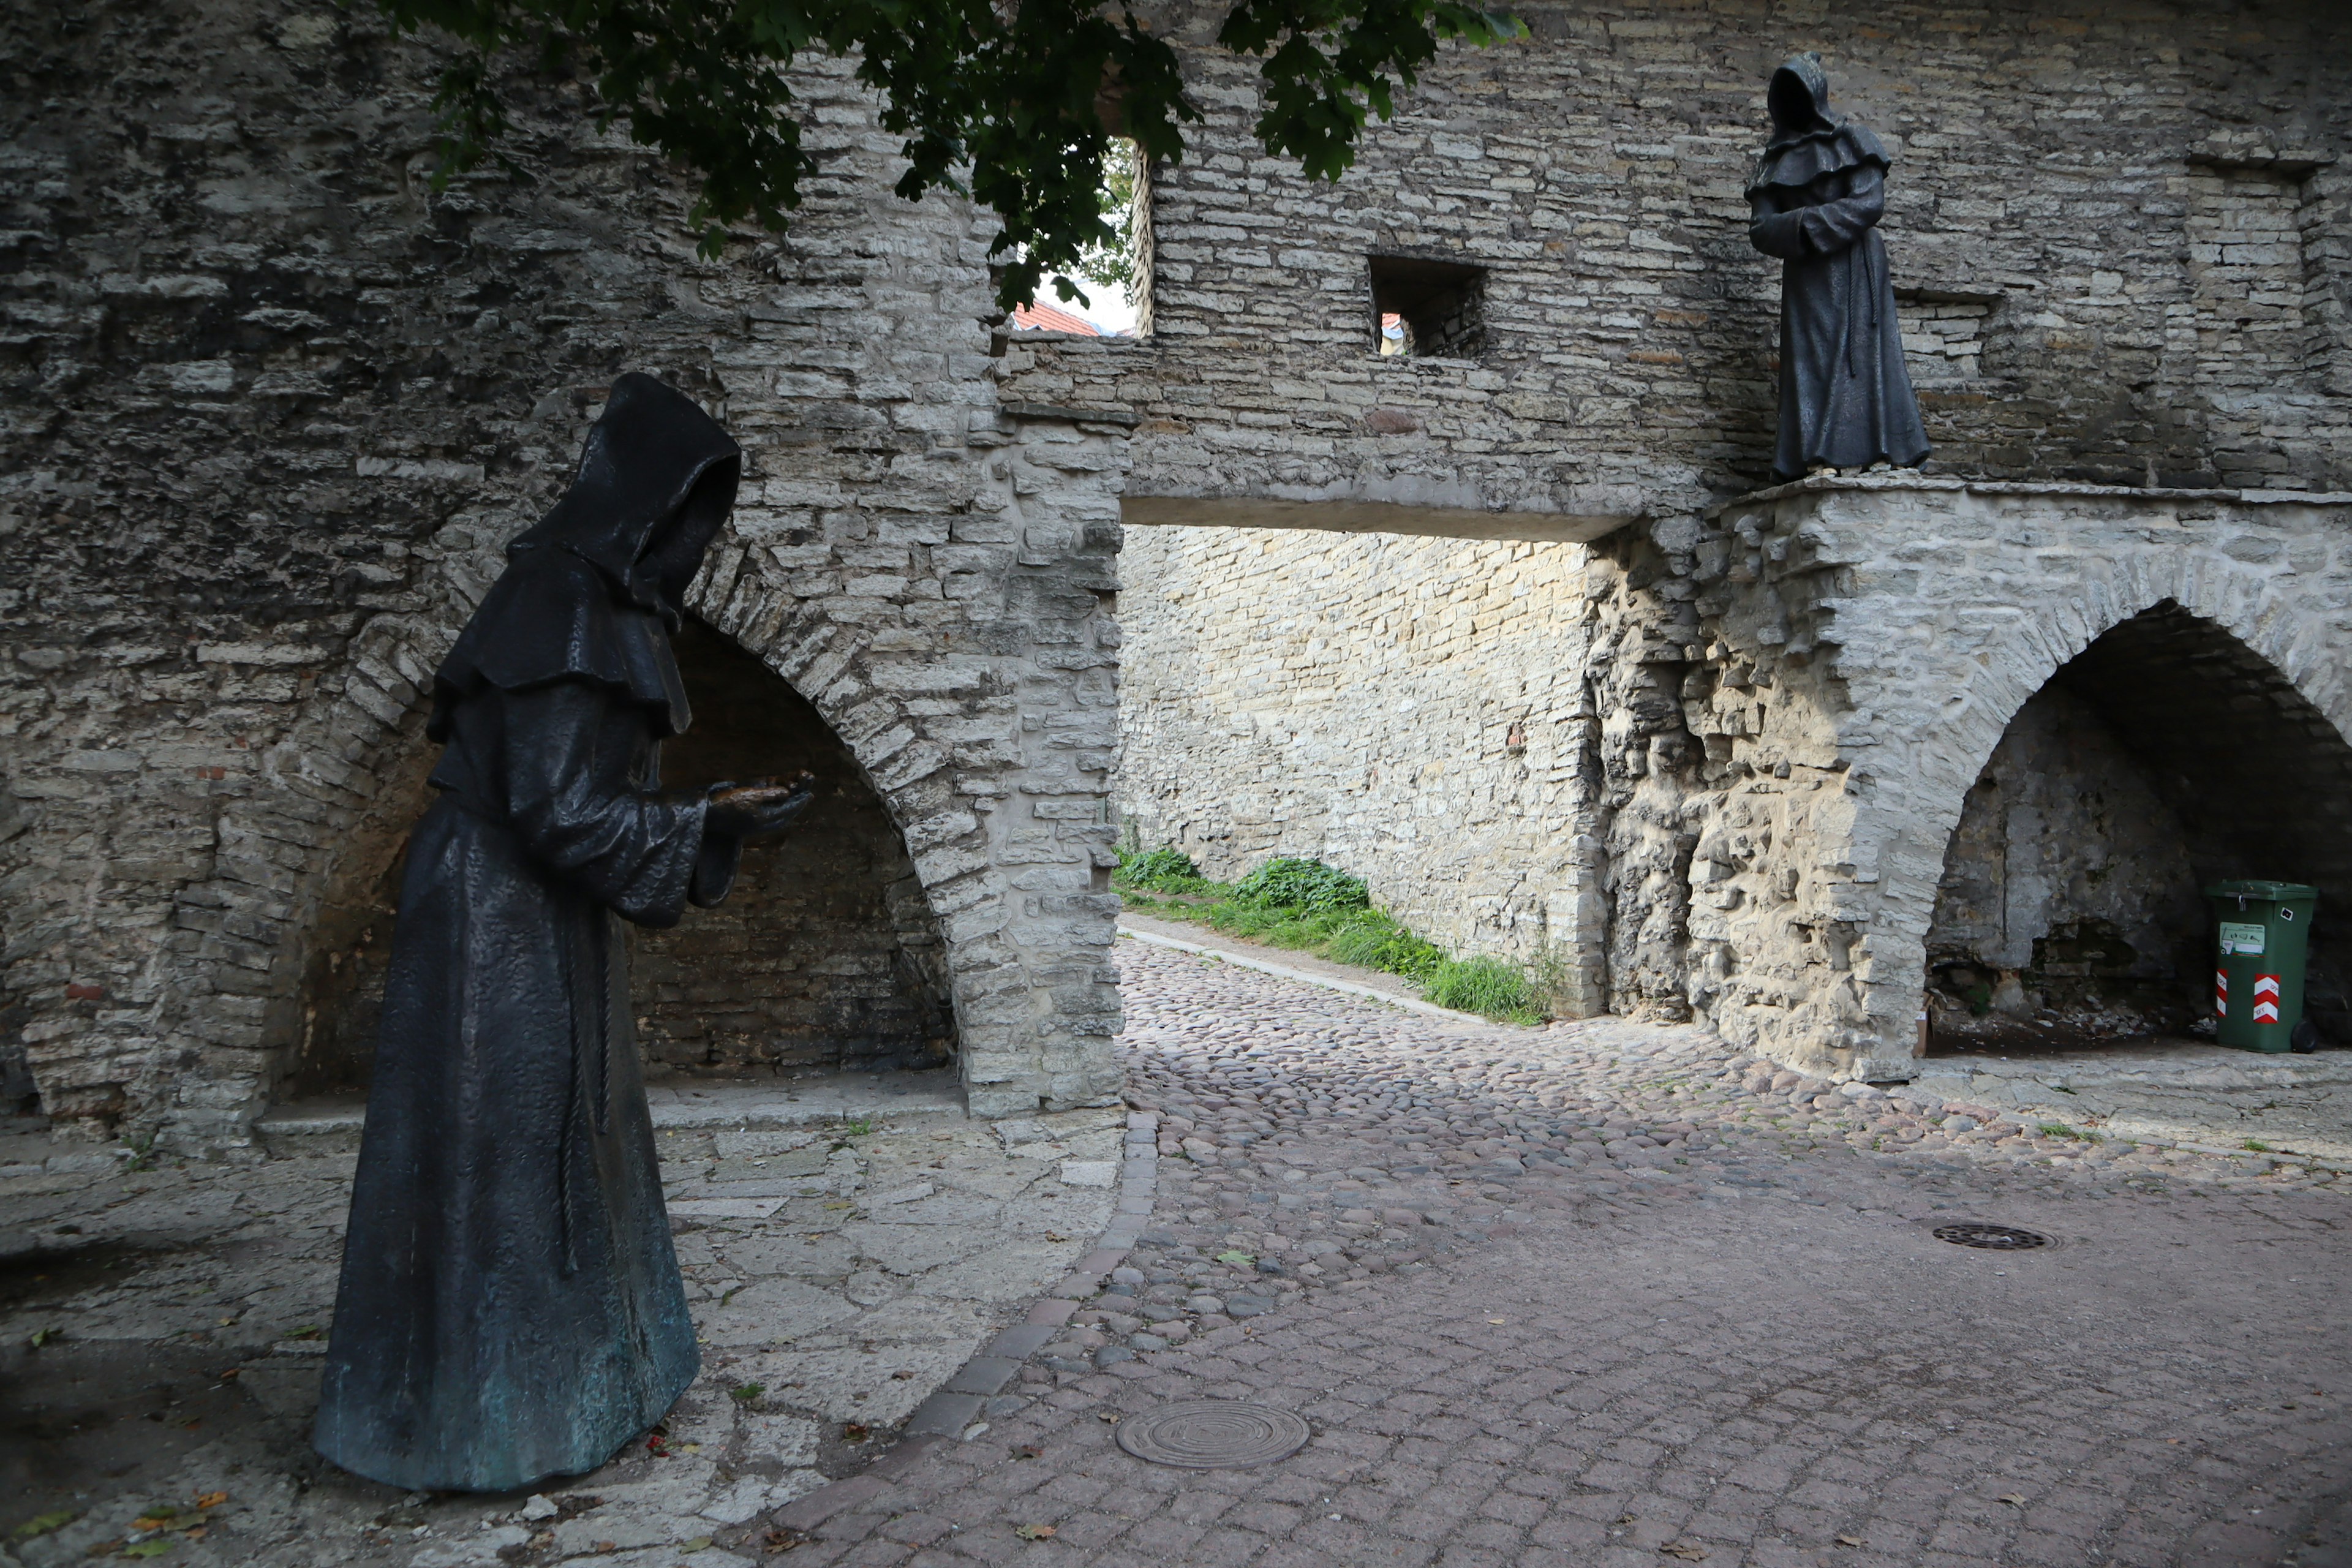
[2254,974,2283,1023]
[2219,922,2267,955]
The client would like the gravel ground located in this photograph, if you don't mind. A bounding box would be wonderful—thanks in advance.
[760,937,2352,1568]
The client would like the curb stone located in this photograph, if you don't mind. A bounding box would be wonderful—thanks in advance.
[754,1107,1163,1533]
[1117,924,1506,1028]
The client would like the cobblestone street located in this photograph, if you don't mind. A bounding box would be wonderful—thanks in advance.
[9,938,2352,1567]
[766,939,2352,1568]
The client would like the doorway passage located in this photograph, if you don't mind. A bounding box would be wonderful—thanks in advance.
[1923,601,2352,1054]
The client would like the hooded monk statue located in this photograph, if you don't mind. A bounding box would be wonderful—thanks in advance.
[1746,53,1931,482]
[314,374,813,1492]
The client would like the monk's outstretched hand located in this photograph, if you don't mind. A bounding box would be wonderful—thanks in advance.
[706,772,816,839]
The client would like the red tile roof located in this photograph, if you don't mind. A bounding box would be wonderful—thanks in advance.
[1011,300,1102,335]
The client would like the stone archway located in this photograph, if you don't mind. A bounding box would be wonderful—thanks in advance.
[286,616,959,1099]
[1921,602,2352,1050]
[1687,478,2352,1081]
[632,619,956,1078]
[116,394,1129,1153]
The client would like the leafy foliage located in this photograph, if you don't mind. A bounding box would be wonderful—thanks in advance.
[1077,151,1140,293]
[1324,911,1445,982]
[1423,955,1537,1022]
[1231,856,1368,913]
[1117,845,1205,892]
[1117,847,1542,1021]
[371,0,1521,309]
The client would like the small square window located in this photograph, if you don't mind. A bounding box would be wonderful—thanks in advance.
[1368,255,1488,359]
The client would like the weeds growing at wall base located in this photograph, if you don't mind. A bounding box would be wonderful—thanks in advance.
[1115,849,1550,1023]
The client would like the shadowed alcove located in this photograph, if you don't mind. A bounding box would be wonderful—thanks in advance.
[285,618,954,1097]
[637,619,954,1077]
[1924,601,2352,1052]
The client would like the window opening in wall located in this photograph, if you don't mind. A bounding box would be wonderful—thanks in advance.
[1017,140,1151,336]
[1367,254,1487,359]
[1923,601,2352,1057]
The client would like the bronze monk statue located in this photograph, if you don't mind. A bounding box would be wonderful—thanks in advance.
[1746,53,1931,481]
[314,374,811,1491]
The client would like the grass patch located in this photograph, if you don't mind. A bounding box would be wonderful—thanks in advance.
[1115,848,1545,1022]
[1425,956,1541,1025]
[2243,1137,2272,1153]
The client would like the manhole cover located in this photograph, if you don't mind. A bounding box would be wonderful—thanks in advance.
[1115,1401,1310,1469]
[1932,1222,2051,1251]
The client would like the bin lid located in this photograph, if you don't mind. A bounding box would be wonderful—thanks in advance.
[2203,880,2319,902]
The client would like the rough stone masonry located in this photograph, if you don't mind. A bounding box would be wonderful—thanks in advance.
[0,0,1128,1150]
[10,0,2352,1140]
[1010,0,2352,1080]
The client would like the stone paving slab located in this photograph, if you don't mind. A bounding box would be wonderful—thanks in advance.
[0,1096,1121,1567]
[1913,1044,2352,1167]
[10,941,2352,1567]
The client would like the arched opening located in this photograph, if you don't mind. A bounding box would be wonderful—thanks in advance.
[635,620,954,1077]
[287,618,953,1098]
[1924,601,2352,1054]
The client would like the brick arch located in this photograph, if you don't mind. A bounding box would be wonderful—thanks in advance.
[1845,555,2352,1065]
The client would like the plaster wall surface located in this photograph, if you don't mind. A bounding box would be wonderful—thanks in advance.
[1113,524,1596,970]
[0,0,1125,1148]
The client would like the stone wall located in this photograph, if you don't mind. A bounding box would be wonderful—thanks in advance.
[1012,0,2352,534]
[1003,1,2352,1061]
[1113,524,1597,992]
[633,622,954,1079]
[1657,478,2352,1079]
[290,620,963,1096]
[0,0,1125,1149]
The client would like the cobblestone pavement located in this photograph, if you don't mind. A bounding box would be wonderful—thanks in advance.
[750,939,2352,1568]
[9,938,2352,1567]
[1,1102,1121,1567]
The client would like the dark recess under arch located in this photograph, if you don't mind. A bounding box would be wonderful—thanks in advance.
[1926,601,2352,1050]
[286,618,954,1096]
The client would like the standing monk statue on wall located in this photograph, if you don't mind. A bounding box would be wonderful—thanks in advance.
[1747,53,1931,481]
[314,374,813,1492]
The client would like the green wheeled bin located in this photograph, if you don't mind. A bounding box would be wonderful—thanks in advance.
[2205,880,2318,1053]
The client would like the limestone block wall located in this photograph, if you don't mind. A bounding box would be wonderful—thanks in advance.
[0,0,1124,1148]
[1659,478,2352,1079]
[1012,0,2352,534]
[1113,524,1599,990]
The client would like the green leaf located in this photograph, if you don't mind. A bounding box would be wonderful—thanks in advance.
[367,0,1515,309]
[12,1510,76,1539]
[728,1382,765,1403]
[124,1543,177,1559]
[1215,1250,1256,1265]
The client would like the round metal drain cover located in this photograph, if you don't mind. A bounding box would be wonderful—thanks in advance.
[1933,1222,2051,1251]
[1115,1401,1310,1469]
